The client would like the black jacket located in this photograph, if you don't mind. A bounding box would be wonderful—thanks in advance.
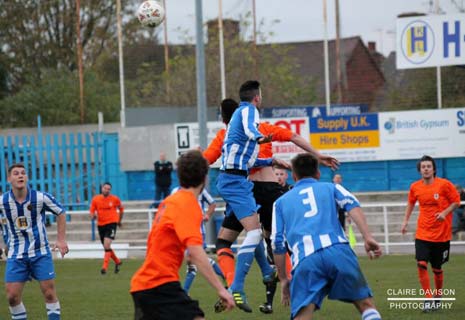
[154,161,173,187]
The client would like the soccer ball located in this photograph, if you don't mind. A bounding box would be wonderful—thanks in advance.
[137,1,165,28]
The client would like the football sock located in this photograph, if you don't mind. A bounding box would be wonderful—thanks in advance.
[255,241,276,306]
[103,249,112,271]
[264,237,275,265]
[209,257,225,280]
[230,229,261,292]
[361,308,381,320]
[417,261,432,298]
[432,268,443,293]
[254,241,274,278]
[110,249,121,265]
[217,242,235,287]
[183,264,197,293]
[265,277,277,306]
[46,301,61,320]
[9,302,27,320]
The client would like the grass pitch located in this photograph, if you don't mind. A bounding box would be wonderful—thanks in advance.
[0,255,464,319]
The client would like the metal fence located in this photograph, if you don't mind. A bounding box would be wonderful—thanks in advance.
[0,132,104,204]
[60,201,465,255]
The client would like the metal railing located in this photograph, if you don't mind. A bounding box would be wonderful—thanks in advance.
[59,201,465,254]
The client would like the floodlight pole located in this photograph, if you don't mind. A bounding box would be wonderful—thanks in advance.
[116,0,126,127]
[218,0,226,100]
[76,0,85,124]
[435,0,442,109]
[323,0,331,116]
[195,0,208,149]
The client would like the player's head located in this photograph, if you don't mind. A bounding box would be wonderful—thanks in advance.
[333,174,342,184]
[273,165,288,187]
[239,80,262,107]
[101,182,112,196]
[417,155,436,178]
[177,150,209,189]
[160,152,166,162]
[7,163,28,189]
[291,153,320,181]
[220,98,239,125]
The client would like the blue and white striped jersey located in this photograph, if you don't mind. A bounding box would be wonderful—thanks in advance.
[171,187,216,212]
[0,188,65,259]
[0,209,8,245]
[220,101,271,171]
[272,177,360,270]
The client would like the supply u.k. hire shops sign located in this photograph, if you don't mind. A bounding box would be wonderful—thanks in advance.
[175,117,310,167]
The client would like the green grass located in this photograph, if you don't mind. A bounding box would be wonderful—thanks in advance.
[0,255,464,319]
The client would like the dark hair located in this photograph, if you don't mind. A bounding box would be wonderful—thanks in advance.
[291,153,319,180]
[220,98,239,125]
[177,150,209,188]
[102,182,112,188]
[417,155,436,177]
[239,80,260,102]
[8,163,25,175]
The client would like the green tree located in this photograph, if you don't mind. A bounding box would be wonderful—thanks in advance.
[0,0,148,92]
[0,49,8,99]
[0,69,120,127]
[381,65,465,111]
[127,16,317,108]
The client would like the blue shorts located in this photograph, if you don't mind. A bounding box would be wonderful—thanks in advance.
[290,244,372,318]
[5,254,56,283]
[216,173,258,221]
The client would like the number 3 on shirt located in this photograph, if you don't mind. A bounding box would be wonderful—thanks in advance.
[299,187,318,217]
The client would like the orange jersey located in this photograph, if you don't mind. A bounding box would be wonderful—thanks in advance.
[249,122,293,174]
[408,177,460,242]
[202,122,293,166]
[89,194,123,226]
[130,189,203,293]
[203,128,226,165]
[256,122,293,158]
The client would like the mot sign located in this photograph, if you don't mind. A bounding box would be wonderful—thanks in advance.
[396,14,465,69]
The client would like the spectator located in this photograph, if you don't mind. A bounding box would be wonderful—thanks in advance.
[452,184,465,235]
[154,152,173,202]
[273,166,292,191]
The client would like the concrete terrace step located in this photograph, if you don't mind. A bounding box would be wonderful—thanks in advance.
[48,229,150,240]
[57,192,425,253]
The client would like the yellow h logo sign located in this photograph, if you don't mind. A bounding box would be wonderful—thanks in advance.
[406,26,427,57]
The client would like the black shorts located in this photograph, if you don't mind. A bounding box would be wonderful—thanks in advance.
[415,239,450,268]
[98,223,118,244]
[132,281,204,320]
[222,211,243,233]
[253,181,286,232]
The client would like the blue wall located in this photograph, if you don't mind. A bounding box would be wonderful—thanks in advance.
[125,157,465,200]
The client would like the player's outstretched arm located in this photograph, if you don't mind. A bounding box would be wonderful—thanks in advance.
[290,134,339,170]
[401,203,414,234]
[53,213,69,258]
[348,207,381,259]
[272,158,291,170]
[257,134,273,144]
[187,245,235,310]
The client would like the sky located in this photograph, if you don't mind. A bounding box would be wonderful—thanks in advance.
[159,0,464,56]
